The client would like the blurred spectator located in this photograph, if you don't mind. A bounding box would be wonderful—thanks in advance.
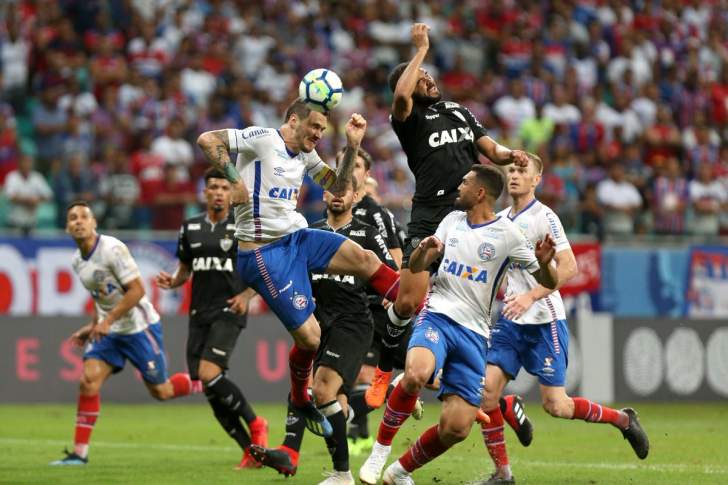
[652,157,689,234]
[519,104,554,152]
[51,153,96,228]
[0,104,19,183]
[151,163,194,230]
[150,117,193,182]
[32,78,68,170]
[127,21,171,78]
[644,105,681,167]
[543,85,581,127]
[493,78,535,139]
[99,151,140,230]
[1,18,30,113]
[4,154,53,235]
[597,163,642,236]
[579,183,604,240]
[689,163,726,236]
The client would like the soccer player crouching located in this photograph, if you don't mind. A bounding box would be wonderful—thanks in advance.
[359,165,560,485]
[51,202,200,466]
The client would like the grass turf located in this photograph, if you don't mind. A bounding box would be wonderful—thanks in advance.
[0,402,726,484]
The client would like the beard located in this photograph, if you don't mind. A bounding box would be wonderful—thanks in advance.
[453,196,472,211]
[328,203,349,215]
[412,91,442,107]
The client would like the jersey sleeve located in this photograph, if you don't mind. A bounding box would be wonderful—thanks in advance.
[176,223,192,264]
[305,153,336,190]
[366,227,397,269]
[434,211,459,243]
[460,105,488,140]
[108,240,142,286]
[227,126,270,157]
[373,207,401,250]
[506,222,540,274]
[542,210,571,253]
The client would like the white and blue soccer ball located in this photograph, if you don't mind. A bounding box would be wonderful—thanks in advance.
[298,68,344,113]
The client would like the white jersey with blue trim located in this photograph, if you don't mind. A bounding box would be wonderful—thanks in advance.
[71,235,159,335]
[497,199,571,325]
[426,211,541,338]
[227,127,334,242]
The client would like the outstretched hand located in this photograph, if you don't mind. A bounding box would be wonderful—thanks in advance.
[418,235,444,253]
[535,234,556,265]
[156,271,174,289]
[345,113,367,148]
[510,150,530,167]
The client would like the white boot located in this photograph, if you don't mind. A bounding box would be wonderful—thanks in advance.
[382,460,415,485]
[359,441,391,484]
[318,469,354,485]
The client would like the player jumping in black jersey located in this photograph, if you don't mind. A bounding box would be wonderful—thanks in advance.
[250,178,401,484]
[156,168,268,469]
[366,23,531,407]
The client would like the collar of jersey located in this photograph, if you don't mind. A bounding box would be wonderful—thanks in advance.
[277,130,299,157]
[508,198,538,221]
[467,215,500,229]
[82,235,101,261]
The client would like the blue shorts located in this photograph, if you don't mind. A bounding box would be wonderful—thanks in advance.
[408,311,488,407]
[487,317,569,387]
[84,322,169,385]
[237,228,346,331]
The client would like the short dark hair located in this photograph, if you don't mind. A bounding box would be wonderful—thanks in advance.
[336,147,373,171]
[285,98,326,122]
[204,167,228,184]
[66,200,91,213]
[470,164,505,201]
[526,152,543,174]
[387,62,409,93]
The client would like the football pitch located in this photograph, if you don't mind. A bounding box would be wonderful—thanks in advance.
[0,402,726,484]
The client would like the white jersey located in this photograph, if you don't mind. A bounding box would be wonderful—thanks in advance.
[227,127,334,242]
[498,199,571,325]
[426,212,541,338]
[71,235,159,335]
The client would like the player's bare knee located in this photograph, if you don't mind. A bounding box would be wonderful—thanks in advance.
[148,385,173,401]
[542,397,569,418]
[79,372,101,395]
[197,366,220,384]
[312,380,336,405]
[439,420,469,444]
[401,369,427,394]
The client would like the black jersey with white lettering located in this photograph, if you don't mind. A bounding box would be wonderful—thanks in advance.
[310,217,394,329]
[353,195,402,252]
[177,212,244,318]
[391,100,488,207]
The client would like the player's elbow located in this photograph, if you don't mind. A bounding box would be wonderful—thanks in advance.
[196,131,214,149]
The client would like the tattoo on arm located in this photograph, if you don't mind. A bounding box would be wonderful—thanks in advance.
[332,145,356,191]
[198,130,231,170]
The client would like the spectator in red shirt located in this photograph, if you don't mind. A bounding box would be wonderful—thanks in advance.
[151,163,195,231]
[651,157,689,234]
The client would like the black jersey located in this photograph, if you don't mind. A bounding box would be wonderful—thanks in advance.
[176,212,244,317]
[391,100,488,207]
[353,194,402,252]
[310,217,395,329]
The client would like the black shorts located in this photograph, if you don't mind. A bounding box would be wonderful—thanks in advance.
[402,204,453,269]
[186,309,247,380]
[315,317,373,397]
[362,305,410,370]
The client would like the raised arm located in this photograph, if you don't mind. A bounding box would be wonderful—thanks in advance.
[408,235,443,274]
[392,23,430,122]
[320,114,368,192]
[476,136,530,167]
[197,129,249,204]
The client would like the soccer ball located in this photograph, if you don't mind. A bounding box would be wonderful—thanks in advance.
[298,68,344,113]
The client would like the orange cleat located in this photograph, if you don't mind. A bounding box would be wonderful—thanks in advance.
[249,416,269,447]
[236,448,262,469]
[365,368,393,409]
[475,409,491,426]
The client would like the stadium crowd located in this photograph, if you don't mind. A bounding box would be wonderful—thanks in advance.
[1,0,727,238]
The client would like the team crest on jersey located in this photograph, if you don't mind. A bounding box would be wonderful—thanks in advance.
[292,294,308,310]
[424,326,439,344]
[220,237,233,252]
[477,242,496,262]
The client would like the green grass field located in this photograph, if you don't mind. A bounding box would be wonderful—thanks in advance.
[0,402,726,484]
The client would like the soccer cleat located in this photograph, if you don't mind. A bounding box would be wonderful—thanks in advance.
[249,416,269,447]
[479,472,516,484]
[318,469,355,484]
[359,442,391,485]
[49,449,88,466]
[620,408,649,459]
[475,409,491,425]
[501,395,533,447]
[249,444,299,477]
[235,448,262,469]
[365,368,393,409]
[412,397,424,420]
[382,461,415,485]
[294,400,333,437]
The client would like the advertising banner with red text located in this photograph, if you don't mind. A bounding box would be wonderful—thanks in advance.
[557,242,601,297]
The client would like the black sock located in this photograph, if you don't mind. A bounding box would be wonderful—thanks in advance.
[282,400,306,452]
[204,388,251,450]
[206,373,257,424]
[348,390,373,420]
[319,400,349,472]
[348,385,370,439]
[379,321,411,372]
